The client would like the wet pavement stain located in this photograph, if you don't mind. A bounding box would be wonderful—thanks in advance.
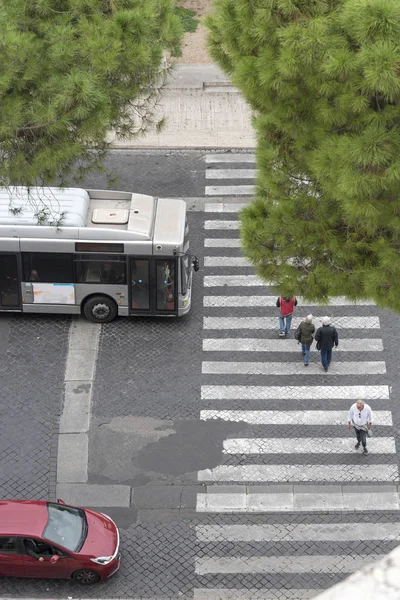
[134,418,247,475]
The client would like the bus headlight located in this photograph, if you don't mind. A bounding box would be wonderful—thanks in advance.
[183,299,189,307]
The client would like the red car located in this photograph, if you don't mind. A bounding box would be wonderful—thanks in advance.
[0,499,120,584]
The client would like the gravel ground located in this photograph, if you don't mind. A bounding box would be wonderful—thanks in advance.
[172,0,213,64]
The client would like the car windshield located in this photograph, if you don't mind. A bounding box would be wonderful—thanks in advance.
[43,503,87,552]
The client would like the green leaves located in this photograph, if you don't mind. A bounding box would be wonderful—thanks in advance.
[208,0,400,312]
[0,0,183,186]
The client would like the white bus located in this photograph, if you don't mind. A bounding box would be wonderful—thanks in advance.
[0,187,199,322]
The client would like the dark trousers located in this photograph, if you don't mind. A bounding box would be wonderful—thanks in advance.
[354,427,367,448]
[320,348,332,370]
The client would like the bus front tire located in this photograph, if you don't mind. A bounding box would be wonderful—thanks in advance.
[83,296,118,323]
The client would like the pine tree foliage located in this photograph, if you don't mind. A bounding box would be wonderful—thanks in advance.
[0,0,183,186]
[206,0,400,311]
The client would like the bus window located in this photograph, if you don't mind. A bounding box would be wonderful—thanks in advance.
[75,255,126,284]
[156,260,175,312]
[22,253,73,283]
[131,259,150,310]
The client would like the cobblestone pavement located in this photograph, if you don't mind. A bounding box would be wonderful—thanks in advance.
[0,315,70,501]
[2,153,400,599]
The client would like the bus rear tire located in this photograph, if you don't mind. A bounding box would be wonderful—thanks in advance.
[83,295,118,323]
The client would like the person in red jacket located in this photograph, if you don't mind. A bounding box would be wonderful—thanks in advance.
[276,295,298,337]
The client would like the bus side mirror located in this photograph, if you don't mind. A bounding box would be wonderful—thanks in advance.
[193,257,200,272]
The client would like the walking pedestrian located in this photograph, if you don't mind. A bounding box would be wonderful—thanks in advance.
[276,295,297,337]
[347,399,372,455]
[295,314,315,366]
[314,316,338,372]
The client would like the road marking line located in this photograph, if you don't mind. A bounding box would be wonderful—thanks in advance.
[205,203,249,213]
[206,154,256,163]
[200,410,392,425]
[204,256,251,267]
[206,185,255,196]
[195,554,384,575]
[202,360,386,375]
[194,590,319,600]
[196,522,400,542]
[205,220,240,230]
[197,464,399,483]
[204,316,380,329]
[204,275,267,286]
[223,437,396,454]
[206,169,257,179]
[203,295,376,306]
[201,385,389,400]
[203,338,383,352]
[204,238,241,247]
[196,491,400,513]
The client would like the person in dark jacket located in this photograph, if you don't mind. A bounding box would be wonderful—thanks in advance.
[296,314,315,366]
[276,295,298,337]
[315,316,339,372]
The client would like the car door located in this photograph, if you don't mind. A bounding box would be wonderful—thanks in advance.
[21,538,71,579]
[0,537,25,576]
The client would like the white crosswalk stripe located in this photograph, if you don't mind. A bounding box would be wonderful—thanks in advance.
[196,489,400,513]
[206,153,256,163]
[205,203,249,213]
[200,410,392,425]
[201,385,389,400]
[203,338,383,352]
[204,316,380,329]
[206,185,255,196]
[222,437,396,454]
[202,360,386,375]
[195,554,384,574]
[204,295,376,306]
[197,464,399,483]
[206,169,256,179]
[196,522,400,541]
[196,157,396,599]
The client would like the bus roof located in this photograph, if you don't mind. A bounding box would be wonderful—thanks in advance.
[0,188,186,249]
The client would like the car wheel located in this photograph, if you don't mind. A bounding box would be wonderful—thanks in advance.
[72,568,100,584]
[83,295,118,323]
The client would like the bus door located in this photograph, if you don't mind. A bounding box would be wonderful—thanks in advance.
[0,254,21,310]
[129,257,178,315]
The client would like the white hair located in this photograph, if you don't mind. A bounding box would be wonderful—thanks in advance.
[305,314,313,322]
[322,316,331,325]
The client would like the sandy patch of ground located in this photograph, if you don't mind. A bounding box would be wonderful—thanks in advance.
[172,0,213,64]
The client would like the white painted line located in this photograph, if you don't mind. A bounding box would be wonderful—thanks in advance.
[204,275,267,286]
[197,464,399,483]
[203,295,376,306]
[58,320,100,485]
[205,220,240,230]
[205,203,249,213]
[201,385,389,400]
[206,169,256,179]
[203,338,384,352]
[200,410,393,425]
[194,589,319,599]
[196,491,400,513]
[196,522,400,542]
[206,185,255,196]
[202,361,386,375]
[204,238,241,247]
[56,483,131,508]
[206,154,256,163]
[223,437,396,454]
[204,256,251,267]
[204,316,380,329]
[195,554,384,575]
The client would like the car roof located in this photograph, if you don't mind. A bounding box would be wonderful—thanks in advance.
[0,500,49,538]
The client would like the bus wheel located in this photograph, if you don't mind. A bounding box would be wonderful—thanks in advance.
[83,296,118,323]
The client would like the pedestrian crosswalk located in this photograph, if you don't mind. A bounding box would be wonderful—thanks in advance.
[195,153,399,600]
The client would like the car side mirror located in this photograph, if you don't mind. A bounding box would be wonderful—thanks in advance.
[50,555,60,565]
[57,498,65,504]
[192,257,200,272]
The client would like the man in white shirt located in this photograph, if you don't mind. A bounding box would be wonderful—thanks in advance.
[347,399,372,455]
